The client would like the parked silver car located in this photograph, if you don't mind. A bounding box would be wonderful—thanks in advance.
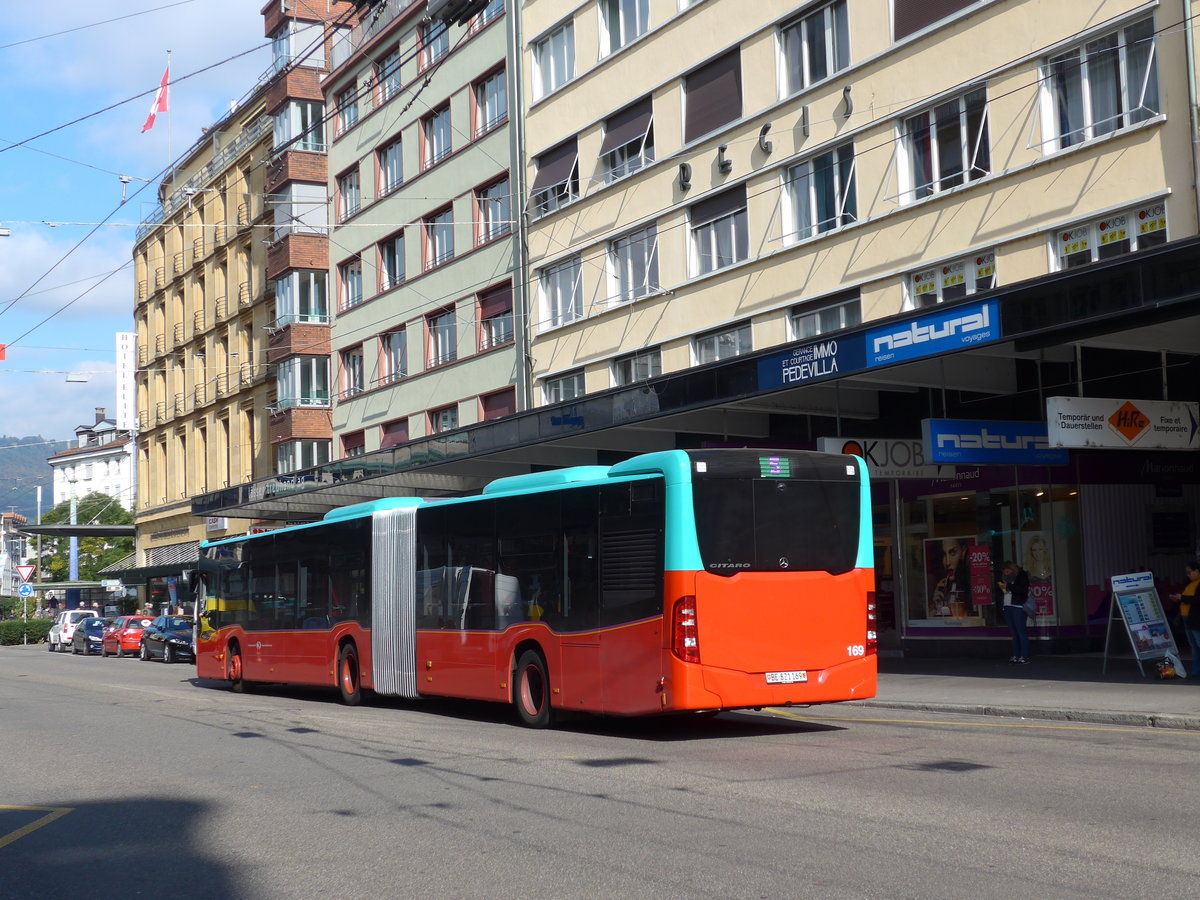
[48,609,96,652]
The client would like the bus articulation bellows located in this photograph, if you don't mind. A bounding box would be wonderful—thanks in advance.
[195,448,876,726]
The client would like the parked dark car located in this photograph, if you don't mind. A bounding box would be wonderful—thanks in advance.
[139,615,195,663]
[70,617,109,654]
[101,616,154,658]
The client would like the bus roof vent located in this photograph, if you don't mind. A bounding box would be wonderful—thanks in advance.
[323,497,424,521]
[482,466,612,496]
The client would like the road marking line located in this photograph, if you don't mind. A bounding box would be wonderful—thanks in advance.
[0,806,72,849]
[766,709,1199,736]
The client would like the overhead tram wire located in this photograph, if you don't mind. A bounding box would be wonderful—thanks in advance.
[0,0,200,50]
[0,2,368,345]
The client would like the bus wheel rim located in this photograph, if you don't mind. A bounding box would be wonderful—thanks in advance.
[520,664,544,714]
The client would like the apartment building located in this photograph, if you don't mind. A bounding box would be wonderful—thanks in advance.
[321,0,520,460]
[517,0,1199,651]
[47,407,135,511]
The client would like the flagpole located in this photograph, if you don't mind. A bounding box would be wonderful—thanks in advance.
[166,50,172,183]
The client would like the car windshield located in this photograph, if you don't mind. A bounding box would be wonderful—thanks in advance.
[131,618,152,627]
[165,617,191,629]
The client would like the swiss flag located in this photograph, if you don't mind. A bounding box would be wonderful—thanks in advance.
[141,65,170,133]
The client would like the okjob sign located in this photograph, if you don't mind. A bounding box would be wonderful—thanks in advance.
[922,419,1069,465]
[816,436,950,479]
[866,298,1000,367]
[1046,396,1200,450]
[757,334,865,391]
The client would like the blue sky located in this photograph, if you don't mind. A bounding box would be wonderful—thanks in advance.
[0,1,272,441]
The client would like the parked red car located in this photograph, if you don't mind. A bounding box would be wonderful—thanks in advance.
[101,616,155,658]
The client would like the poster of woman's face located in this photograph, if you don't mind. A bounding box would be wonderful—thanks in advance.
[924,537,971,617]
[1023,533,1052,580]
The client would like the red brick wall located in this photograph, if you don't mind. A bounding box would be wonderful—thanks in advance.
[267,233,329,280]
[268,323,331,365]
[270,406,333,444]
[266,150,328,193]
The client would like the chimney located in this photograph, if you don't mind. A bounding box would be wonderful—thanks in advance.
[95,407,106,425]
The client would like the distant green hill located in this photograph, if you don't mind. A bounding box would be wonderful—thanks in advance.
[0,436,71,522]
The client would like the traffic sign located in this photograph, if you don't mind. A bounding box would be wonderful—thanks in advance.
[17,583,33,598]
[15,565,35,583]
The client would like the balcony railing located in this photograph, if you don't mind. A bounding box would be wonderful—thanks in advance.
[193,383,208,407]
[172,323,185,346]
[214,296,228,320]
[193,309,206,332]
[154,267,166,288]
[172,251,185,275]
[154,334,166,355]
[154,402,167,424]
[238,282,252,308]
[173,393,189,416]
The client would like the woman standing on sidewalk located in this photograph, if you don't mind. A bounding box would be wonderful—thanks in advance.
[999,560,1031,664]
[1169,562,1200,677]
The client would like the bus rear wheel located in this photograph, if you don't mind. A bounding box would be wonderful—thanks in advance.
[227,644,248,693]
[514,649,553,728]
[337,643,362,706]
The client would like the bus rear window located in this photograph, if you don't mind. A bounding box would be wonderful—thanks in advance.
[691,475,860,576]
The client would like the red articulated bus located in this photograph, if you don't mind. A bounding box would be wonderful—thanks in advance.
[194,448,876,726]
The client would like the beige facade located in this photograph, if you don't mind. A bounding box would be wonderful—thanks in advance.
[522,0,1195,400]
[132,2,350,558]
[132,97,275,558]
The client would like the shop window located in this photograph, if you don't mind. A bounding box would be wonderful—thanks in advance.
[909,252,995,307]
[1055,202,1166,269]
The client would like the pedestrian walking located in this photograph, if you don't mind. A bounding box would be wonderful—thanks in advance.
[1169,562,1200,677]
[999,560,1031,664]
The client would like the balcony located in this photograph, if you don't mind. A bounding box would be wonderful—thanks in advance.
[193,383,208,407]
[137,347,149,367]
[154,334,166,355]
[172,323,185,346]
[154,267,166,288]
[137,410,150,430]
[172,252,185,275]
[214,372,232,397]
[238,282,253,308]
[214,295,228,320]
[193,236,205,259]
[173,393,190,416]
[137,281,148,301]
[239,362,266,386]
[193,309,206,332]
[154,402,167,424]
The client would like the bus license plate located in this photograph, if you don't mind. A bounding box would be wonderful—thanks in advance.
[765,670,807,684]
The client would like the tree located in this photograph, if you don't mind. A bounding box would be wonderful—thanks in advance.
[37,491,134,582]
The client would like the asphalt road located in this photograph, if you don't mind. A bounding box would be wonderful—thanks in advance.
[1,644,1196,899]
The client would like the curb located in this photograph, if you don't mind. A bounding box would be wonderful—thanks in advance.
[857,699,1200,731]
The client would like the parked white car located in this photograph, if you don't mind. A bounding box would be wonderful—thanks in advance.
[48,609,95,652]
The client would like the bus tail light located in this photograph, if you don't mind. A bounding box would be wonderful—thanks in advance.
[865,591,878,656]
[671,596,700,664]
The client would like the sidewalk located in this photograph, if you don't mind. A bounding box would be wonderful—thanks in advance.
[866,653,1200,730]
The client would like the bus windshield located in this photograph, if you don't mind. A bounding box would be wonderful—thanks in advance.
[689,451,861,576]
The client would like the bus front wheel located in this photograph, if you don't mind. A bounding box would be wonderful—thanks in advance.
[337,643,362,706]
[227,645,248,693]
[514,649,553,728]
